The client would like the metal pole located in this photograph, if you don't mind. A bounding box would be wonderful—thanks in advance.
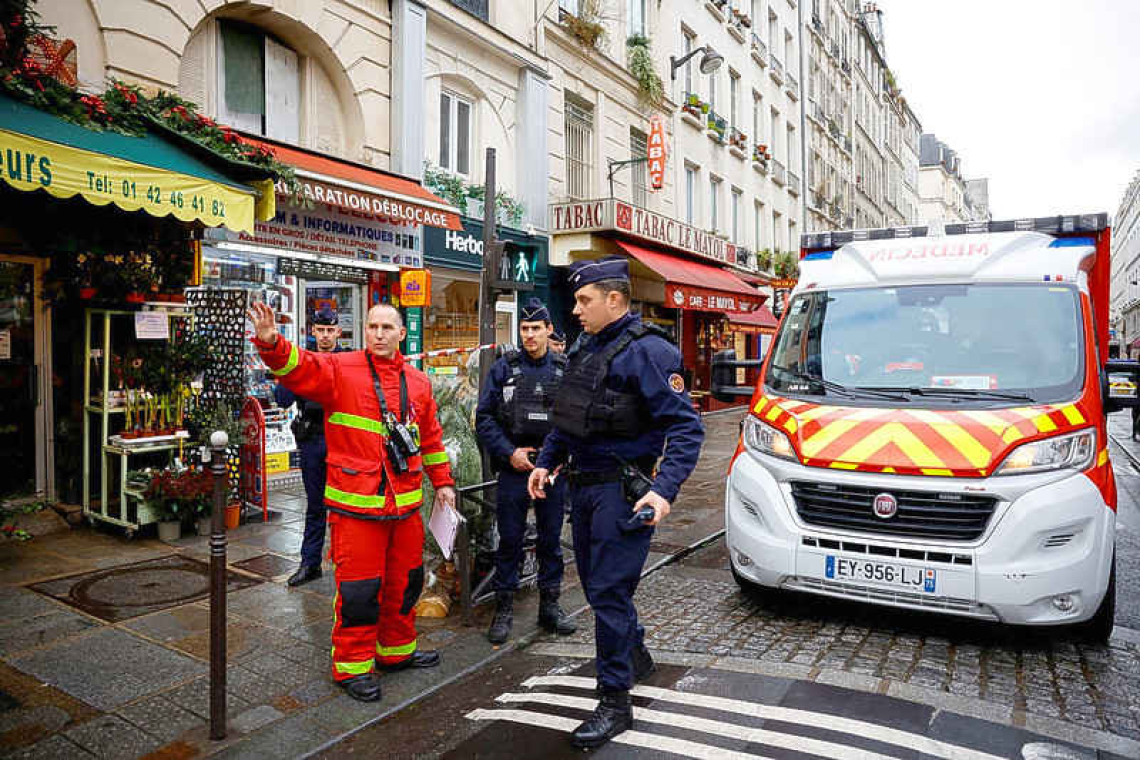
[208,430,229,741]
[478,148,499,484]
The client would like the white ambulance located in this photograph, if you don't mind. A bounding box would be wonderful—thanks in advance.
[713,214,1128,641]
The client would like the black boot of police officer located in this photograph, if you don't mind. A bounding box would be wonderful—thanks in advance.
[476,299,575,645]
[528,257,704,749]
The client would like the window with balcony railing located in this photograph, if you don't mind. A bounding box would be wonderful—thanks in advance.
[450,0,489,22]
[565,97,593,200]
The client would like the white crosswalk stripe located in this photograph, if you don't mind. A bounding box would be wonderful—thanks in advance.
[466,708,777,759]
[500,675,1009,760]
[495,691,904,760]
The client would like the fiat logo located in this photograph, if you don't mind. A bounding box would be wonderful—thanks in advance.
[873,493,898,519]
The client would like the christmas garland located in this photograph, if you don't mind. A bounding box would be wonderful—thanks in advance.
[0,0,295,188]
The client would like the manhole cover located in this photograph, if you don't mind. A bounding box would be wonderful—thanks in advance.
[29,555,261,623]
[232,554,297,578]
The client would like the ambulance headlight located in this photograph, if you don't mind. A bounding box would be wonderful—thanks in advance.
[742,415,798,462]
[995,428,1096,476]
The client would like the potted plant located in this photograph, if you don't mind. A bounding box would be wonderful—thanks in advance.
[145,469,185,541]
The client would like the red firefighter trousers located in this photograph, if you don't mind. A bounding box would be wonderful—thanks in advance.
[328,510,425,681]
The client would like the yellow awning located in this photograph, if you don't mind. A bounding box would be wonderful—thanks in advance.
[0,94,270,233]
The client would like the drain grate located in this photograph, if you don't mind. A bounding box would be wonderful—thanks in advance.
[28,554,261,623]
[232,554,297,579]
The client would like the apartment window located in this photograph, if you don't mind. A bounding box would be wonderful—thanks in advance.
[439,91,472,176]
[628,0,645,36]
[752,93,763,142]
[565,96,594,200]
[729,70,740,130]
[685,164,697,224]
[786,124,796,171]
[731,188,743,243]
[630,128,648,208]
[754,200,765,251]
[710,176,721,231]
[218,20,299,143]
[683,31,695,95]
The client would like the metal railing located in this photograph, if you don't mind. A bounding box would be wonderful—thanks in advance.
[770,55,784,84]
[788,171,801,196]
[706,110,728,142]
[786,72,799,97]
[751,33,768,66]
[772,159,787,186]
[828,117,842,140]
[729,126,748,152]
[811,100,826,123]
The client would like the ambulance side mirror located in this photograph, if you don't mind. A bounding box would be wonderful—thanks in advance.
[1103,360,1140,414]
[711,349,763,403]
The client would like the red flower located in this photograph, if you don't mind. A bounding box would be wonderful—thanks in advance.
[10,15,22,28]
[195,114,216,128]
[168,105,190,121]
[113,82,138,105]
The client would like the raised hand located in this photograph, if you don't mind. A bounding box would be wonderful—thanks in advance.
[246,301,279,345]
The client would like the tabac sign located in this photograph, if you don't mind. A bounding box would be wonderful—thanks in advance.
[648,115,667,190]
[550,198,738,266]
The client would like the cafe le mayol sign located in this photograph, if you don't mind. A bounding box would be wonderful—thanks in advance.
[550,198,740,267]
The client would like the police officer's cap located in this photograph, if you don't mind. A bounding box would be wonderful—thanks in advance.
[312,305,339,325]
[550,329,566,344]
[519,297,551,324]
[566,256,629,291]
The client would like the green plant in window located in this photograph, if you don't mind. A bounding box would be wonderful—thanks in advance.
[626,35,663,108]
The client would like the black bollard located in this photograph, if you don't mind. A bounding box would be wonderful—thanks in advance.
[208,430,229,740]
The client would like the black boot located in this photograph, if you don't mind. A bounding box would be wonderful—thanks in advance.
[538,589,576,635]
[287,564,322,587]
[487,592,513,644]
[338,672,382,702]
[571,689,633,748]
[633,644,656,682]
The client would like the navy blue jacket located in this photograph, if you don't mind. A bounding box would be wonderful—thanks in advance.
[536,312,704,503]
[476,348,560,465]
[273,346,343,434]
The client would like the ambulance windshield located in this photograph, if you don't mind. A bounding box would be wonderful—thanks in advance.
[767,283,1084,404]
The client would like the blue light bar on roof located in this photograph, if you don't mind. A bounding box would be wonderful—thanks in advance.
[800,213,1108,252]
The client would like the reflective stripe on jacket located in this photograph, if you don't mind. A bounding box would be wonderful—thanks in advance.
[255,336,454,518]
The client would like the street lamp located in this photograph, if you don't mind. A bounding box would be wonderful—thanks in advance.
[670,45,724,80]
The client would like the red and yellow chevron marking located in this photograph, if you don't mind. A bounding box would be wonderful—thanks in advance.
[751,394,1089,478]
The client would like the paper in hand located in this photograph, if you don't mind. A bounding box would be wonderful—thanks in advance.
[428,500,463,560]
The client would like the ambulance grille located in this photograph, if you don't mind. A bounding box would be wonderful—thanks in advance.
[790,482,998,541]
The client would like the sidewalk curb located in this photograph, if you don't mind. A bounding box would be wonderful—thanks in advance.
[298,526,727,758]
[1108,431,1140,471]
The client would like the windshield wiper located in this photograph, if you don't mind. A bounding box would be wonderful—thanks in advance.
[869,386,1036,403]
[771,366,910,402]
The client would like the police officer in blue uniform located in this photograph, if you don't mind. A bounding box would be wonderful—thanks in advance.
[476,298,576,644]
[274,304,343,586]
[528,257,704,749]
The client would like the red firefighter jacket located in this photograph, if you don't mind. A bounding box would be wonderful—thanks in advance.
[254,336,454,518]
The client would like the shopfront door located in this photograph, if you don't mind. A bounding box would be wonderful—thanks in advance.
[0,256,50,499]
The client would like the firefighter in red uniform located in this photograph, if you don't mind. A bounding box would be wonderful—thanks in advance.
[248,301,456,703]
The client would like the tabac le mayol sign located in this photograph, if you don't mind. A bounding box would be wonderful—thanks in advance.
[550,198,738,266]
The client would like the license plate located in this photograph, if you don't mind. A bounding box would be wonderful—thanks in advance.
[825,555,936,593]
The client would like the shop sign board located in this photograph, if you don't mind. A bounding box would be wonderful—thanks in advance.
[770,278,798,288]
[214,192,423,269]
[550,199,739,267]
[666,283,761,316]
[404,307,423,369]
[400,269,431,307]
[648,115,667,190]
[281,177,461,231]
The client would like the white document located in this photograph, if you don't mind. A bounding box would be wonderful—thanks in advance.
[428,500,463,560]
[134,312,169,340]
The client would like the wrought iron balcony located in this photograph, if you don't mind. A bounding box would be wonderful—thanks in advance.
[788,171,801,196]
[770,55,784,85]
[772,159,787,186]
[786,72,799,99]
[751,33,768,67]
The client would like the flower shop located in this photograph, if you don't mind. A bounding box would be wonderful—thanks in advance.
[0,3,286,538]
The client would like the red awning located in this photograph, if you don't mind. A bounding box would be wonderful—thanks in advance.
[615,241,766,316]
[729,305,778,330]
[243,136,462,231]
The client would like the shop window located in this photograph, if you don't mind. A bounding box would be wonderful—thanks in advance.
[630,128,648,209]
[440,90,472,177]
[565,95,594,200]
[218,20,299,143]
[424,270,480,377]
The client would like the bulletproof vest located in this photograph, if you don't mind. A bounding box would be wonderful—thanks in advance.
[552,321,667,440]
[497,350,567,444]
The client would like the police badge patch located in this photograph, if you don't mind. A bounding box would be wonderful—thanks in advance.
[668,373,685,393]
